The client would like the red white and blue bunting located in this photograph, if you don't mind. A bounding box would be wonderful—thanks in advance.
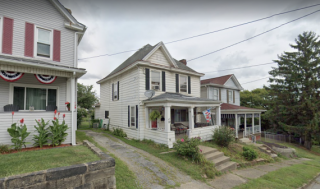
[0,71,24,82]
[34,74,57,84]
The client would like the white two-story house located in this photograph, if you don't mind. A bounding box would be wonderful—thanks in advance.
[0,0,86,146]
[96,42,221,148]
[201,74,265,139]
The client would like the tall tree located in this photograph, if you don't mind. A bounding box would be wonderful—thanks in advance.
[77,83,98,110]
[240,88,269,109]
[265,31,320,149]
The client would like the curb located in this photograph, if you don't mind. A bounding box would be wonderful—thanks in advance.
[298,173,320,189]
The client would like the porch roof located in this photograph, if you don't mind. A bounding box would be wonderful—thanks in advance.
[143,92,221,106]
[221,103,265,113]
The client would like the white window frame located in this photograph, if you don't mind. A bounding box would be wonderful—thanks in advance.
[0,16,3,53]
[228,90,233,104]
[130,106,136,127]
[174,109,188,122]
[179,75,188,93]
[34,26,53,60]
[208,87,219,100]
[113,82,118,101]
[9,83,59,111]
[150,69,161,91]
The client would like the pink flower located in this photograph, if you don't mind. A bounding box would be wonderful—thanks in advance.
[63,114,65,119]
[20,118,24,124]
[54,117,56,120]
[12,111,14,116]
[38,119,40,122]
[54,110,57,115]
[181,139,184,142]
[200,149,202,153]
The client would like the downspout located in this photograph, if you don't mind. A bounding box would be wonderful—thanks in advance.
[72,32,80,145]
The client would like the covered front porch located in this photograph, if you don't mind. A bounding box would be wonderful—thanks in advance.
[143,92,221,148]
[220,103,266,140]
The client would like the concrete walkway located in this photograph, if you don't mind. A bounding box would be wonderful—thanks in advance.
[208,158,310,189]
[306,174,320,189]
[82,130,213,189]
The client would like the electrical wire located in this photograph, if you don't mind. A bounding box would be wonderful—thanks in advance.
[241,77,270,85]
[203,62,276,73]
[78,4,320,61]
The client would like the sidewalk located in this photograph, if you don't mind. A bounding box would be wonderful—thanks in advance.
[306,174,320,189]
[208,158,310,189]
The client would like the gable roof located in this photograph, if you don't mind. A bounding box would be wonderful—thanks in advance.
[97,42,201,83]
[201,74,233,85]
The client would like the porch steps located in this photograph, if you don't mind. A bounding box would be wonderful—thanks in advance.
[258,145,278,158]
[199,145,237,173]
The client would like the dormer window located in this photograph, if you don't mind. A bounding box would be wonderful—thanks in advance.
[151,70,160,91]
[35,27,52,59]
[180,75,187,93]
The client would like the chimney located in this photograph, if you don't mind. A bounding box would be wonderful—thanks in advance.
[65,8,72,15]
[179,59,187,65]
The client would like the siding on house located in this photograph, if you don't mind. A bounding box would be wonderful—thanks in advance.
[0,73,67,112]
[0,0,75,67]
[147,49,172,67]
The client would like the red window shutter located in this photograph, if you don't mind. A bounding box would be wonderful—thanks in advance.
[24,22,34,57]
[2,17,14,54]
[53,30,61,62]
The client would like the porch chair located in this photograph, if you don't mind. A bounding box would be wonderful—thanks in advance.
[3,104,19,112]
[46,105,57,111]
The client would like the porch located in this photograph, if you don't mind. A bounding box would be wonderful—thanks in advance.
[220,103,266,139]
[143,92,221,148]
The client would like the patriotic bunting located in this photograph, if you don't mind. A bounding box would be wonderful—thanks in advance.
[35,74,57,84]
[0,71,24,82]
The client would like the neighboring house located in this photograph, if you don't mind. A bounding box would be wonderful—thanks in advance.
[201,74,265,139]
[0,0,86,146]
[96,42,221,148]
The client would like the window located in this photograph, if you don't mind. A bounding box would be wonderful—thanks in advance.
[13,86,57,110]
[174,109,188,122]
[36,27,52,58]
[151,70,160,90]
[114,82,118,100]
[228,90,233,103]
[180,75,187,93]
[130,106,135,127]
[209,88,219,100]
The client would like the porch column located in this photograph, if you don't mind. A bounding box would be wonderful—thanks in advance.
[235,113,238,138]
[164,106,171,132]
[71,76,76,145]
[215,106,221,125]
[188,107,194,130]
[252,113,255,134]
[244,113,247,137]
[259,113,261,133]
[145,107,149,128]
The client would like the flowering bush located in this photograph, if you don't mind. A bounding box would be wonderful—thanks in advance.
[173,136,203,162]
[7,117,30,150]
[33,118,50,148]
[212,126,235,147]
[65,102,70,109]
[49,111,69,146]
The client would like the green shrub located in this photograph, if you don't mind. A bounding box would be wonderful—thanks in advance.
[49,118,69,146]
[33,119,50,148]
[212,126,235,147]
[112,128,127,138]
[0,144,10,153]
[77,108,88,127]
[149,110,161,121]
[174,137,203,162]
[242,146,258,161]
[7,119,31,150]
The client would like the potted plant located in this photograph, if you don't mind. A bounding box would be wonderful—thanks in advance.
[65,102,70,111]
[149,110,161,129]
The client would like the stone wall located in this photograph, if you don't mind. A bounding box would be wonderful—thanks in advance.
[0,140,116,189]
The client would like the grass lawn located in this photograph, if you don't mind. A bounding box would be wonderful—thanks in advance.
[234,138,320,189]
[76,131,141,189]
[78,116,92,130]
[0,146,99,178]
[86,129,219,182]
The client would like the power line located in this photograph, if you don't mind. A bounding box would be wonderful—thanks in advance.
[203,62,276,73]
[242,77,270,85]
[78,4,320,61]
[188,9,320,62]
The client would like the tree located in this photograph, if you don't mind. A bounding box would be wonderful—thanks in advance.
[77,83,98,110]
[265,31,320,149]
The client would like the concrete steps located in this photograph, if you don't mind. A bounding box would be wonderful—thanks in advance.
[258,145,278,158]
[199,145,237,173]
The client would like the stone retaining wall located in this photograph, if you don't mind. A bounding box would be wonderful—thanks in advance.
[0,140,116,189]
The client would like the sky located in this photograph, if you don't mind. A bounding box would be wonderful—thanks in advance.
[59,0,320,98]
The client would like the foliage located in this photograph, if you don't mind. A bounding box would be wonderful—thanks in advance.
[33,119,50,148]
[91,119,100,128]
[173,136,203,162]
[212,126,235,147]
[264,31,320,150]
[149,110,161,121]
[242,146,258,161]
[7,120,31,150]
[0,144,10,153]
[77,83,98,110]
[112,128,127,137]
[77,108,88,127]
[48,118,69,146]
